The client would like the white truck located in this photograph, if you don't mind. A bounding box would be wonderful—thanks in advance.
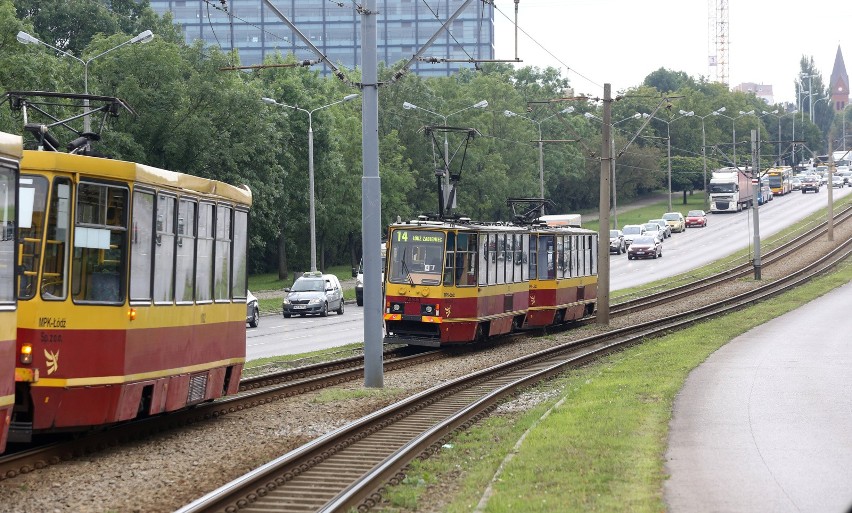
[709,169,754,213]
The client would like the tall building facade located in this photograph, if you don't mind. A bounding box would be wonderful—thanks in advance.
[148,0,494,77]
[830,45,849,112]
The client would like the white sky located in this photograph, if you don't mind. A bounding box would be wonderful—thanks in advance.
[492,0,851,105]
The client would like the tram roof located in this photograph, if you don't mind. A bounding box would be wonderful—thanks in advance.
[21,150,252,205]
[389,219,595,235]
[0,132,23,160]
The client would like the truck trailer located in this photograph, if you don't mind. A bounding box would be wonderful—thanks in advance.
[709,168,754,213]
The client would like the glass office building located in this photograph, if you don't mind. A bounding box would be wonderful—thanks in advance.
[148,0,495,76]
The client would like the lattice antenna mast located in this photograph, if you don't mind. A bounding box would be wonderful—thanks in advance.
[715,0,729,85]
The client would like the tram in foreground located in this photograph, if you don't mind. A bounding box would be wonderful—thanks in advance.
[7,92,251,444]
[0,131,21,452]
[382,216,598,347]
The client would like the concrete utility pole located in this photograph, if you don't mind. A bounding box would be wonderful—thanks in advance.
[751,129,761,280]
[361,0,383,388]
[597,84,612,325]
[827,138,835,242]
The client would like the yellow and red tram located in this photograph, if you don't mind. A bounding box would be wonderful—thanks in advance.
[0,132,22,452]
[11,150,251,442]
[382,218,598,347]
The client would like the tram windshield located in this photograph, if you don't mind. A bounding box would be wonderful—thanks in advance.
[0,167,15,304]
[388,229,444,286]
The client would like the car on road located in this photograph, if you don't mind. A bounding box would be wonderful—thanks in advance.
[627,235,662,260]
[791,177,802,191]
[282,272,345,317]
[662,212,686,233]
[801,175,821,193]
[246,290,259,328]
[831,175,845,188]
[685,209,707,228]
[647,219,671,238]
[838,171,852,186]
[642,222,667,241]
[621,224,646,248]
[609,229,626,254]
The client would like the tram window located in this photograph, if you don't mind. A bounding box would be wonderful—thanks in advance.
[515,234,525,282]
[478,234,488,287]
[571,236,580,278]
[130,191,154,301]
[556,236,565,279]
[195,202,214,302]
[72,183,127,304]
[454,233,477,287]
[0,167,16,304]
[175,199,197,303]
[528,236,537,280]
[41,179,71,300]
[588,235,597,276]
[214,205,232,301]
[17,175,48,300]
[487,233,497,285]
[538,235,555,280]
[443,232,455,286]
[497,234,507,285]
[154,194,176,303]
[231,209,248,300]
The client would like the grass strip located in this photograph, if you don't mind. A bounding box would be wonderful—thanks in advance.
[376,260,852,513]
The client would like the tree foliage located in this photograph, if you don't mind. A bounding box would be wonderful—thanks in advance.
[1,0,838,275]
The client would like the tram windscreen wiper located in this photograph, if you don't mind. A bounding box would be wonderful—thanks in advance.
[400,248,414,286]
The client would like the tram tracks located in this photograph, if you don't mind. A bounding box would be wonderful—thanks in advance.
[1,206,848,487]
[175,224,852,513]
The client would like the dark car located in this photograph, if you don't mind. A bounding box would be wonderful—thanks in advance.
[801,175,821,193]
[609,229,626,254]
[627,235,662,260]
[685,209,707,228]
[246,290,259,328]
[282,273,345,317]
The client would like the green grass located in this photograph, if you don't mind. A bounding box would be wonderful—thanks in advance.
[375,260,852,513]
[242,342,365,377]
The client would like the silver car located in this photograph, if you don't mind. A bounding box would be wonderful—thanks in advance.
[246,290,259,328]
[282,273,345,318]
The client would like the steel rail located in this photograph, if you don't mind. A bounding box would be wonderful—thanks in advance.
[176,236,852,513]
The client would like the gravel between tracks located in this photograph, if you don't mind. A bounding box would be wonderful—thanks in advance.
[0,220,849,513]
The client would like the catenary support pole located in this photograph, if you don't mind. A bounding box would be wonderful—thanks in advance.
[751,130,761,280]
[597,84,612,325]
[361,0,383,387]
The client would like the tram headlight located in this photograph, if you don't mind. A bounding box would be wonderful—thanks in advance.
[387,302,404,314]
[20,344,32,364]
[421,304,438,316]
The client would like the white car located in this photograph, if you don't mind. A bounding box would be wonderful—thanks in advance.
[621,224,646,248]
[246,290,259,328]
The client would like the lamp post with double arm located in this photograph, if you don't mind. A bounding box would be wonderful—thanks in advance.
[17,29,154,133]
[263,94,360,273]
[504,107,575,206]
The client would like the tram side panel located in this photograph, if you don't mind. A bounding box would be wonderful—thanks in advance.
[0,131,22,452]
[13,152,249,439]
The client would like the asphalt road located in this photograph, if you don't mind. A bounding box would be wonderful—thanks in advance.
[246,186,851,360]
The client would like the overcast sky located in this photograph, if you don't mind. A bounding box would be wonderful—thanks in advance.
[492,0,850,105]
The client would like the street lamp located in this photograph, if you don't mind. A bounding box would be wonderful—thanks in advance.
[712,107,754,167]
[651,110,693,212]
[17,29,154,133]
[584,111,640,228]
[263,93,360,273]
[800,73,815,123]
[504,106,574,205]
[692,108,727,210]
[761,110,782,165]
[402,100,488,210]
